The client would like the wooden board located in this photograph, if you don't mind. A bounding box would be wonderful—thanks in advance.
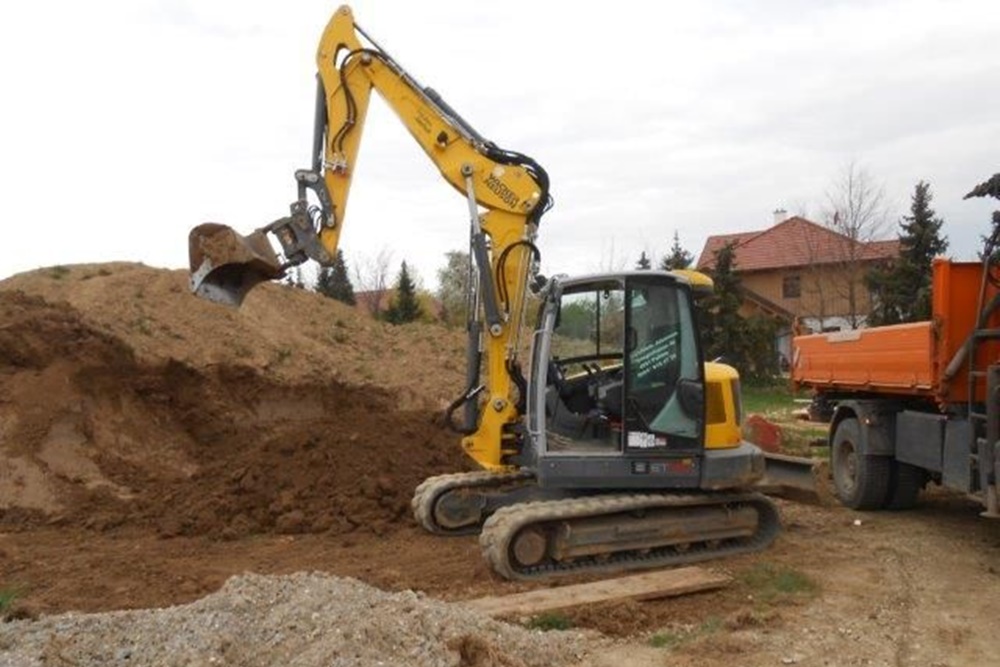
[462,566,730,617]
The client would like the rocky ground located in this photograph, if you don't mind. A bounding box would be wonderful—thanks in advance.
[1,263,999,666]
[0,573,594,667]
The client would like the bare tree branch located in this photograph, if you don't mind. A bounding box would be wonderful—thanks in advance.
[821,161,891,329]
[352,247,394,318]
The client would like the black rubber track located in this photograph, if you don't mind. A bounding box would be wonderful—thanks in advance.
[479,492,782,581]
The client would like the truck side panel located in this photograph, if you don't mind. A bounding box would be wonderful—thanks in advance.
[792,322,935,397]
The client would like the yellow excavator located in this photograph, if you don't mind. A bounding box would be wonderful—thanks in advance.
[189,5,780,580]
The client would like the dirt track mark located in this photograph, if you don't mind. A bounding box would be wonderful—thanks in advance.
[875,546,916,667]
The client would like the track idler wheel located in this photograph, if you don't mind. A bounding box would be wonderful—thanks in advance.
[510,526,549,568]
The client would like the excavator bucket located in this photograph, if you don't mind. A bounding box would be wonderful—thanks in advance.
[188,223,284,307]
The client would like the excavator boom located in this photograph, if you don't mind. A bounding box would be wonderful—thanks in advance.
[189,5,550,474]
[189,5,548,309]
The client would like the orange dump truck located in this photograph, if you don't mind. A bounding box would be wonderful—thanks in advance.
[792,257,1000,517]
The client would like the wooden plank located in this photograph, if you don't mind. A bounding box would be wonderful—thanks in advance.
[461,566,730,617]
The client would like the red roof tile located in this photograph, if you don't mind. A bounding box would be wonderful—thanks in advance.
[699,231,761,264]
[696,216,899,272]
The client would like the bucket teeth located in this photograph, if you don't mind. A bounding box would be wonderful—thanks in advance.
[188,223,284,307]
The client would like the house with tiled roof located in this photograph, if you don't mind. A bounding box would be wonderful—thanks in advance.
[696,213,900,362]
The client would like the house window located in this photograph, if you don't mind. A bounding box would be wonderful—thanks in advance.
[782,275,801,299]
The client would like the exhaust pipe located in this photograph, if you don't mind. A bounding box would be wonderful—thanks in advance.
[188,223,285,307]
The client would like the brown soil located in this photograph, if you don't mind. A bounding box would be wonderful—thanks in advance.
[2,263,1000,666]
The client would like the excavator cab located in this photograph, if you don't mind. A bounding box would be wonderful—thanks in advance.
[467,270,777,579]
[528,271,762,491]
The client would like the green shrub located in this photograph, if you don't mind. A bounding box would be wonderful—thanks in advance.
[524,612,574,631]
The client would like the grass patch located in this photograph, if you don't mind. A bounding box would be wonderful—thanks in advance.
[648,631,683,648]
[742,383,802,416]
[48,265,70,280]
[742,384,828,455]
[232,343,254,359]
[0,588,19,618]
[524,612,574,631]
[81,267,114,281]
[131,316,153,336]
[648,616,722,650]
[739,563,818,603]
[780,421,831,457]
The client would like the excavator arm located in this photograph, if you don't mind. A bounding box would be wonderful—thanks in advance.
[189,5,551,471]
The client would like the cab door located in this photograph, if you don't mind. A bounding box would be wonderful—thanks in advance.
[621,275,705,454]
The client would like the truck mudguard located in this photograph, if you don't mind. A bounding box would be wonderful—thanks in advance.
[830,400,897,456]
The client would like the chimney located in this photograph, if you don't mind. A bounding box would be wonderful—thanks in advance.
[773,208,789,225]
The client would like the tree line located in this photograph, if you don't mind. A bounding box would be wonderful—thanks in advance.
[293,249,425,325]
[287,171,971,385]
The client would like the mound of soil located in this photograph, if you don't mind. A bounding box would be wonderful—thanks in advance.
[0,265,471,539]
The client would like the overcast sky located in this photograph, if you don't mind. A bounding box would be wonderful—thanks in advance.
[1,0,997,290]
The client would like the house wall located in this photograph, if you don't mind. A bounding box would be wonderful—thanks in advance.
[739,264,879,331]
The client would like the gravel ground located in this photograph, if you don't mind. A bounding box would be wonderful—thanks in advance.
[0,573,593,667]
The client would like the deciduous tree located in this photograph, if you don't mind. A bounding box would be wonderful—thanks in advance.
[436,250,470,327]
[822,161,891,328]
[353,248,393,318]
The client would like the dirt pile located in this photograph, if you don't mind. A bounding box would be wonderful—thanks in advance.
[0,263,467,406]
[0,264,471,538]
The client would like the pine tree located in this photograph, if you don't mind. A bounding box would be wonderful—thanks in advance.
[701,242,778,382]
[866,181,948,325]
[385,261,423,324]
[316,250,356,305]
[660,231,694,270]
[702,242,743,363]
[965,173,1000,260]
[635,251,652,270]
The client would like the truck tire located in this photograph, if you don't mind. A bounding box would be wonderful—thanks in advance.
[831,418,890,510]
[884,461,925,510]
